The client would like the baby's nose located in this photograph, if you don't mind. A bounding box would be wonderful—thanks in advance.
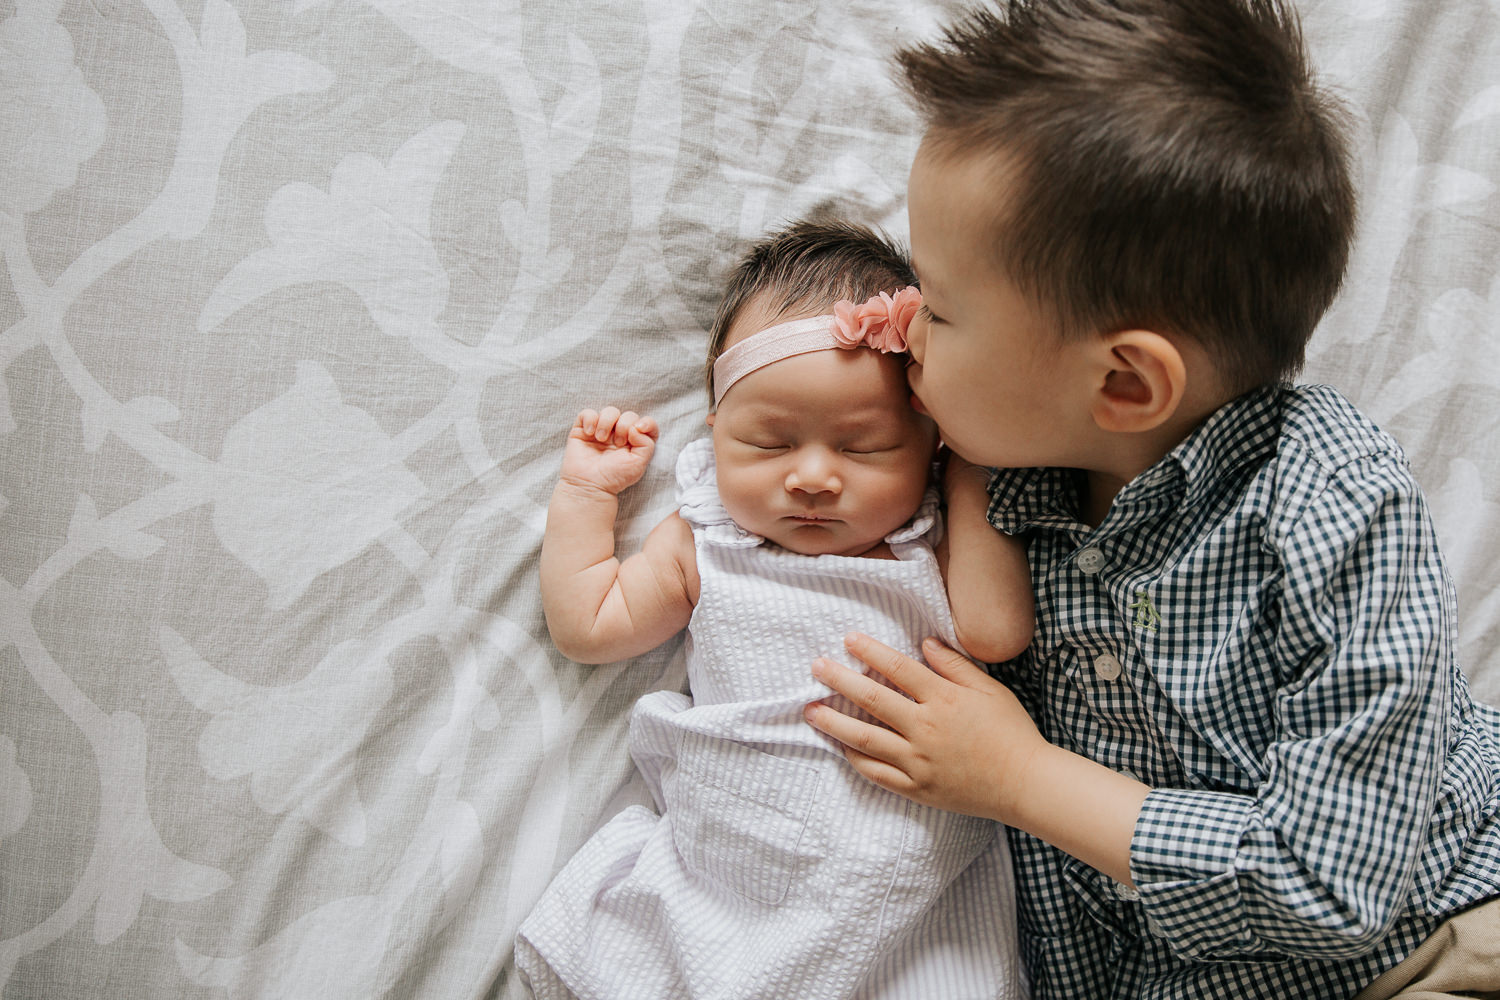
[786,449,841,494]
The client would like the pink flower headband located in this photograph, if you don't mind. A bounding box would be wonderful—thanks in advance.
[711,286,921,409]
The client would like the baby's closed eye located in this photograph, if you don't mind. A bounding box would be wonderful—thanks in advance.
[736,436,789,452]
[842,438,903,455]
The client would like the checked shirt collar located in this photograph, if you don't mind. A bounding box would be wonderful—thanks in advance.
[985,384,1285,536]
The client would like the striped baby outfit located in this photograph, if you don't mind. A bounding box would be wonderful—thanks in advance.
[515,437,1025,1000]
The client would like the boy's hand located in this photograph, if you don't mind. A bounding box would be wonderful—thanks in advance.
[805,633,1047,824]
[560,407,658,496]
[807,632,1151,885]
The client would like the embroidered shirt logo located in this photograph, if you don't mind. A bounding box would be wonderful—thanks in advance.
[1129,591,1161,633]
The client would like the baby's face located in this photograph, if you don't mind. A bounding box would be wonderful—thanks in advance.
[709,322,937,558]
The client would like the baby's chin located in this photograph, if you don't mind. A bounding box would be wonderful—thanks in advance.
[771,525,910,560]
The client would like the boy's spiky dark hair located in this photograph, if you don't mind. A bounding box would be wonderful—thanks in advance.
[898,0,1356,390]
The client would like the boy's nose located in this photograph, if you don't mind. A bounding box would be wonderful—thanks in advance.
[905,313,927,363]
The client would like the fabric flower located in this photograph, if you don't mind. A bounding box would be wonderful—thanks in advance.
[887,286,922,339]
[831,297,884,347]
[830,286,922,353]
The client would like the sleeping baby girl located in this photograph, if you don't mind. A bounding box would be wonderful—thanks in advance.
[515,218,1032,1000]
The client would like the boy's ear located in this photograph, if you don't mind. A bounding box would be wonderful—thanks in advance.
[1089,330,1187,433]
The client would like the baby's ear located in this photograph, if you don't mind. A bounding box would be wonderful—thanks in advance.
[1089,330,1186,433]
[705,412,716,427]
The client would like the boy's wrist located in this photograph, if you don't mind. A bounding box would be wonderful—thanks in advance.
[1007,742,1151,886]
[992,734,1054,827]
[1004,740,1074,828]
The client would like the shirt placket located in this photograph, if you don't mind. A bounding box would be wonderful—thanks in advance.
[1032,511,1192,945]
[1036,527,1178,781]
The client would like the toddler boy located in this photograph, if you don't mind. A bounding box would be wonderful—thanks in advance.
[805,1,1500,997]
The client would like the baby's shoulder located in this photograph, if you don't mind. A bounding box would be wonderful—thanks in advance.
[646,510,701,606]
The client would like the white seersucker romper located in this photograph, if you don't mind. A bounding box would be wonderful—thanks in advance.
[515,438,1025,1000]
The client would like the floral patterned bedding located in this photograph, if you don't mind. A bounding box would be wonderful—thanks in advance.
[2,1,1498,996]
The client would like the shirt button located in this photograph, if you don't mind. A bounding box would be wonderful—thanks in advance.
[1146,913,1168,939]
[1093,653,1122,681]
[1114,881,1141,901]
[1076,546,1106,575]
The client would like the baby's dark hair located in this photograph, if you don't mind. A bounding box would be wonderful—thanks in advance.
[898,0,1356,392]
[706,218,917,402]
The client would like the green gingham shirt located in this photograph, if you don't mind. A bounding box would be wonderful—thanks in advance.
[987,384,1500,1000]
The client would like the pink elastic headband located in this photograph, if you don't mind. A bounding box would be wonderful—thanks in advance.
[711,287,921,409]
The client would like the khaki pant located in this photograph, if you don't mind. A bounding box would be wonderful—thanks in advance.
[1354,898,1500,1000]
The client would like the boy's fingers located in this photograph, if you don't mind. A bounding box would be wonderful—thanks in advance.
[921,638,989,687]
[843,746,916,796]
[812,657,917,732]
[804,700,909,764]
[843,632,937,700]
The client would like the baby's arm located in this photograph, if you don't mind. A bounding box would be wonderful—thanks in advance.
[938,453,1034,662]
[540,407,697,664]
